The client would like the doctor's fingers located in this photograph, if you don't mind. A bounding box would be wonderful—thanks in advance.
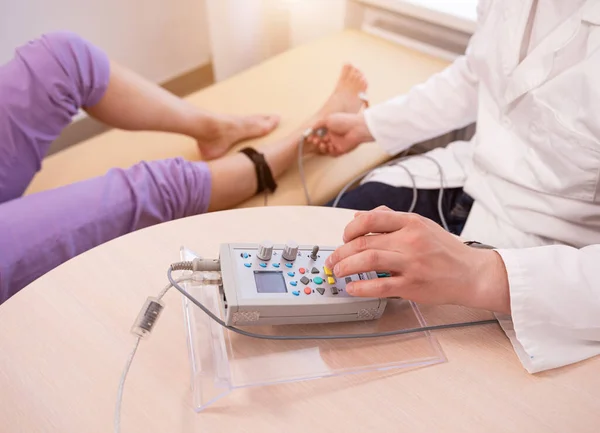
[346,276,434,303]
[328,144,345,157]
[327,233,397,270]
[345,275,405,298]
[312,133,330,145]
[319,143,338,156]
[322,136,347,156]
[342,210,420,243]
[354,206,394,218]
[332,249,404,279]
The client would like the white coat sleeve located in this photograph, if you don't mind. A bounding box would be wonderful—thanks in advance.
[364,55,479,156]
[494,245,600,373]
[363,1,492,156]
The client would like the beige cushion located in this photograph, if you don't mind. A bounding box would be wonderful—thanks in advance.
[25,30,449,207]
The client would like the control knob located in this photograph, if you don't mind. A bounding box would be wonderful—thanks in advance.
[257,240,274,261]
[282,241,299,261]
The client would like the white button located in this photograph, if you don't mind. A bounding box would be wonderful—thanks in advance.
[530,123,540,134]
[502,117,512,129]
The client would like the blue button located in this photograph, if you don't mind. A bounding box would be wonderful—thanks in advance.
[259,263,267,268]
[272,263,280,268]
[242,252,249,259]
[290,281,298,287]
[244,263,251,268]
[288,272,295,277]
[285,263,293,269]
[292,291,300,296]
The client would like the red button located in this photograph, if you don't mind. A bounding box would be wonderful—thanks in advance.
[299,268,306,274]
[304,288,311,295]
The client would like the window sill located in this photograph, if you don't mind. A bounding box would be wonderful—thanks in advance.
[355,0,477,34]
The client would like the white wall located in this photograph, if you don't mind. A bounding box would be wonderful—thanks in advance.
[289,0,346,47]
[0,0,212,84]
[206,0,346,82]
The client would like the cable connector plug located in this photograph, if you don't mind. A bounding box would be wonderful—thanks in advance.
[170,258,221,272]
[131,297,165,338]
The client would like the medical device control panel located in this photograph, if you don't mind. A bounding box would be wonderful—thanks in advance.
[218,242,387,326]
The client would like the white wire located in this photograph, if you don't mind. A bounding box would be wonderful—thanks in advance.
[168,267,498,341]
[114,278,188,433]
[331,155,416,210]
[114,265,497,431]
[296,129,417,210]
[330,152,450,232]
[292,92,449,226]
[156,281,173,301]
[114,336,141,433]
[415,154,450,232]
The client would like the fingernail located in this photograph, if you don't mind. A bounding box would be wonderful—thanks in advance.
[346,283,355,295]
[333,264,340,275]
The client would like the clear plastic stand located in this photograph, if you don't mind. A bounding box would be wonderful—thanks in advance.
[180,247,446,412]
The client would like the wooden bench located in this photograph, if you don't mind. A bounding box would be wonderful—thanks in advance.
[26,30,450,207]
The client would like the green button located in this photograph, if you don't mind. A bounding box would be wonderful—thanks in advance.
[313,277,324,285]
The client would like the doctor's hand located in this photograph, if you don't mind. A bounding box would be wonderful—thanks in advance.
[325,207,511,314]
[310,113,374,157]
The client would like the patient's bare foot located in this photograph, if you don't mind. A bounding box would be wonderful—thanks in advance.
[304,64,368,153]
[196,114,280,160]
[320,64,368,118]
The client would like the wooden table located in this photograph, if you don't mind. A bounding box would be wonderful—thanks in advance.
[1,207,599,433]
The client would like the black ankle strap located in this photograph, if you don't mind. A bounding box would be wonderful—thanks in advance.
[239,147,277,195]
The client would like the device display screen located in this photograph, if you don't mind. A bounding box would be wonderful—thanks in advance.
[254,271,287,294]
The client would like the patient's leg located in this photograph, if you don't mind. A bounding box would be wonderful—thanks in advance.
[0,32,278,205]
[0,64,367,303]
[87,60,279,161]
[0,157,212,303]
[0,32,111,203]
[207,63,368,211]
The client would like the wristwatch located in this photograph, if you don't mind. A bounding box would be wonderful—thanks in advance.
[464,241,496,249]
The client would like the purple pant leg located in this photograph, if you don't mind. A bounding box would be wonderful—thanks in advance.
[0,33,214,303]
[0,31,109,203]
[0,158,212,303]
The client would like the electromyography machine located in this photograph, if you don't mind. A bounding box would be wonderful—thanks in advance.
[217,241,386,326]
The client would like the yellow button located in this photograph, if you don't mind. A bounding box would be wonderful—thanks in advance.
[327,276,336,285]
[324,266,333,276]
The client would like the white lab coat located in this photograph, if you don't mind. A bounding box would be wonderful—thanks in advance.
[363,0,600,373]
